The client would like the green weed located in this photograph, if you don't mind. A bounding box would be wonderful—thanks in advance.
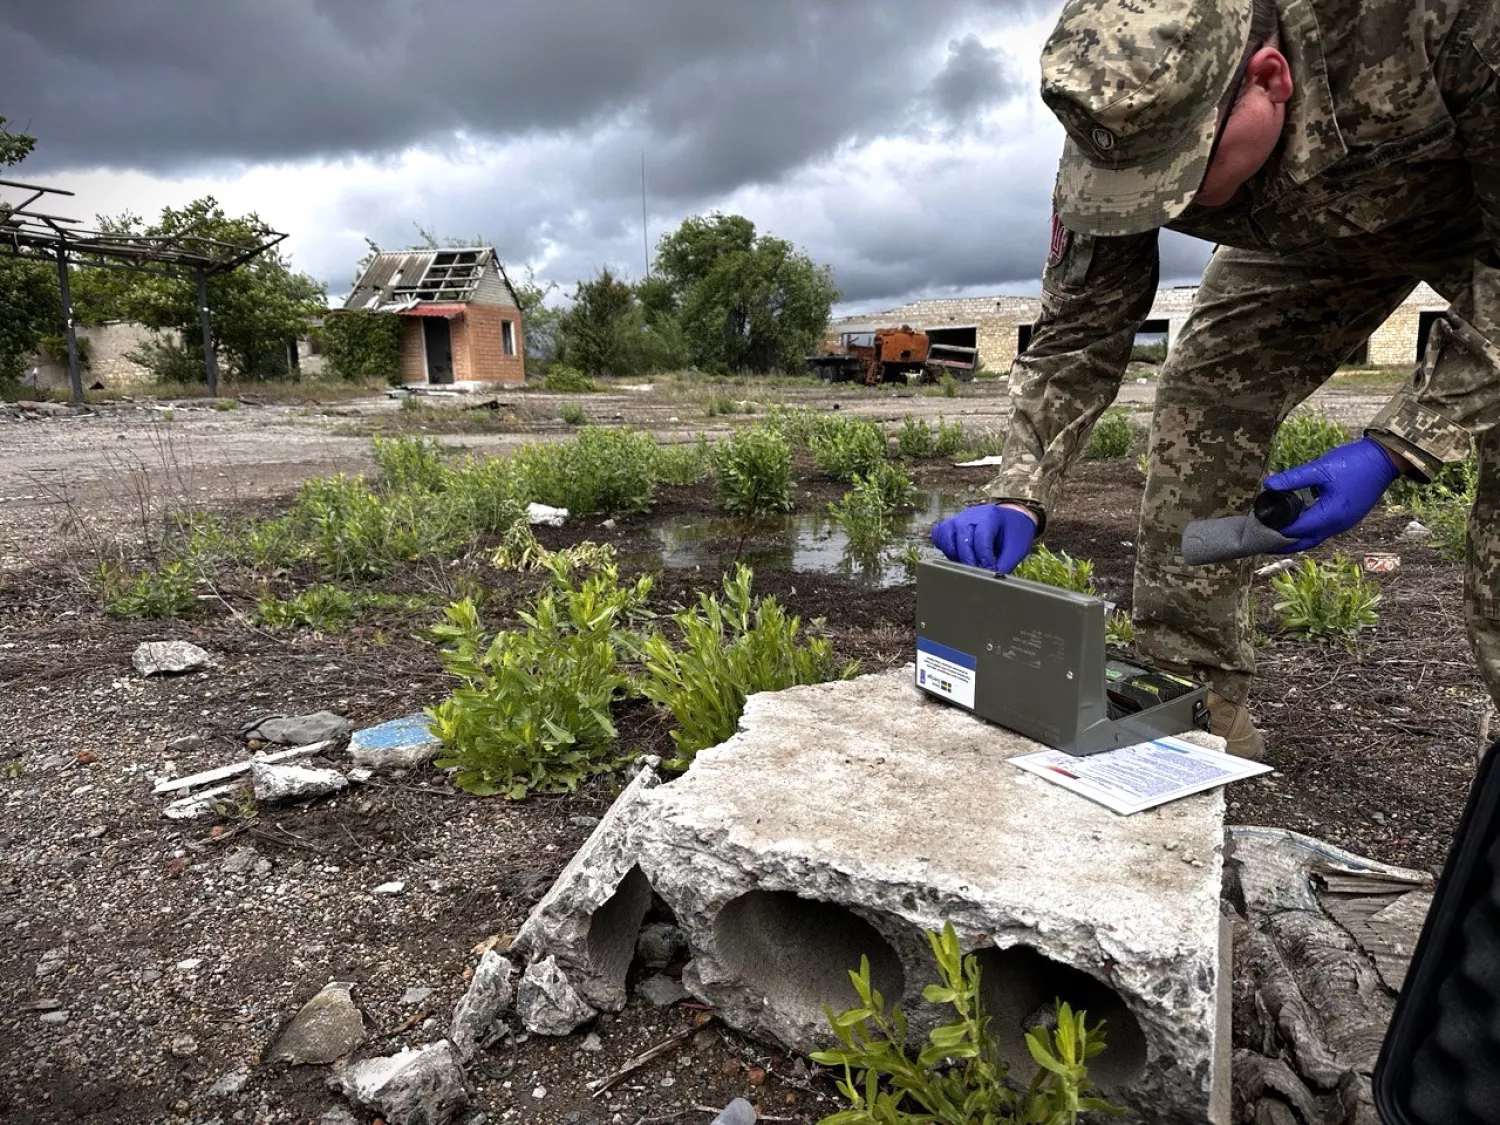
[559,402,587,426]
[1086,410,1135,460]
[713,425,796,517]
[898,417,966,460]
[1269,410,1349,474]
[542,364,597,393]
[655,437,714,486]
[635,564,854,768]
[814,417,888,481]
[1013,546,1096,595]
[811,922,1120,1125]
[829,469,911,558]
[1105,611,1135,647]
[426,560,653,797]
[100,559,201,618]
[514,427,658,515]
[1271,555,1381,647]
[1389,454,1476,561]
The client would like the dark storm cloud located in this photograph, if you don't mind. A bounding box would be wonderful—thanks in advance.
[1,0,1007,181]
[930,34,1020,125]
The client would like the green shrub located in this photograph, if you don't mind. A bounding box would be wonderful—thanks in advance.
[374,434,449,492]
[1389,453,1476,561]
[559,402,587,426]
[956,427,1006,462]
[1013,545,1096,595]
[543,364,597,393]
[635,564,854,768]
[1105,611,1135,647]
[829,474,903,557]
[427,560,653,797]
[811,922,1119,1125]
[655,437,713,486]
[515,426,659,515]
[864,461,917,511]
[814,417,888,481]
[897,416,943,460]
[126,336,205,384]
[713,425,795,517]
[1269,410,1350,474]
[704,392,737,417]
[100,559,201,618]
[1271,555,1381,647]
[1131,340,1168,364]
[1086,409,1135,460]
[322,309,404,384]
[254,584,357,632]
[763,403,827,449]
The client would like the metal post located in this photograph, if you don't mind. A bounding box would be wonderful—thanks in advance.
[197,266,218,397]
[53,245,83,406]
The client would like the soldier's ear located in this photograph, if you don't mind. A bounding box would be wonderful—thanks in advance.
[1244,47,1293,105]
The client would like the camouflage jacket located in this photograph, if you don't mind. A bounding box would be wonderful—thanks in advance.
[991,0,1500,522]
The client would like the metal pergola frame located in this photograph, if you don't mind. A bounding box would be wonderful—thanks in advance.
[0,177,288,403]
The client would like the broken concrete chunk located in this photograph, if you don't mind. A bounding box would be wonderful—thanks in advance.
[1399,519,1433,542]
[349,714,443,769]
[450,951,516,1061]
[516,956,594,1037]
[328,1040,469,1125]
[252,762,348,803]
[241,711,354,746]
[636,922,686,970]
[638,973,691,1008]
[209,1067,251,1096]
[162,783,239,820]
[510,764,660,1012]
[526,502,568,528]
[133,641,212,677]
[153,740,332,795]
[712,1099,757,1125]
[268,982,366,1066]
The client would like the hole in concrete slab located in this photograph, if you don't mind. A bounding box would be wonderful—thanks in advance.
[713,891,905,1028]
[586,865,653,989]
[974,945,1147,1091]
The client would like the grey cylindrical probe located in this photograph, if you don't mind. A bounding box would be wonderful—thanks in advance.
[1180,486,1316,565]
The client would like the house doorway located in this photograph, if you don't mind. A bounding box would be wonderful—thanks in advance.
[423,319,454,384]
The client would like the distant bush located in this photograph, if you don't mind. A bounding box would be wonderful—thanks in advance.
[1086,409,1135,459]
[127,336,205,385]
[655,437,713,486]
[1269,410,1349,474]
[515,426,659,515]
[559,402,586,426]
[898,416,966,460]
[322,310,404,384]
[543,364,597,393]
[1131,340,1168,364]
[813,417,887,481]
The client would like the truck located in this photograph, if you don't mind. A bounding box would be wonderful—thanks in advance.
[806,325,978,386]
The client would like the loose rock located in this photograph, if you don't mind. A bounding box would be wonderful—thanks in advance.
[1399,520,1433,542]
[251,761,348,803]
[209,1067,250,1096]
[267,981,367,1066]
[516,956,595,1036]
[635,923,686,970]
[133,641,212,677]
[328,1040,469,1125]
[401,986,434,1006]
[451,951,516,1061]
[527,502,568,528]
[638,973,691,1008]
[712,1098,757,1125]
[348,714,443,769]
[241,711,354,746]
[374,881,405,895]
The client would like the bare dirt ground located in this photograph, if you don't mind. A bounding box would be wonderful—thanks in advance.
[0,371,1471,1125]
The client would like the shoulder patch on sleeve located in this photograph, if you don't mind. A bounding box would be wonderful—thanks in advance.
[1047,214,1071,269]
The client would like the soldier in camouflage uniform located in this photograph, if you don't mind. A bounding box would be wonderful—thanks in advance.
[930,0,1500,758]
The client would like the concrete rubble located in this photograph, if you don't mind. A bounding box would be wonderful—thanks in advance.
[242,711,354,746]
[516,956,594,1037]
[251,761,349,803]
[526,502,569,527]
[349,714,444,769]
[509,668,1233,1125]
[328,1040,469,1125]
[450,951,515,1061]
[132,641,212,677]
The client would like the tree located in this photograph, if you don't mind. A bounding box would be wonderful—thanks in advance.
[555,267,640,378]
[0,117,56,384]
[651,212,838,375]
[86,197,327,380]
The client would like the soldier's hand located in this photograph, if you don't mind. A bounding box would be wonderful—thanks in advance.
[930,504,1038,572]
[1263,436,1403,551]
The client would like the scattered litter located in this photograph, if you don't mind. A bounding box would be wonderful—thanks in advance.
[241,711,353,746]
[251,761,348,803]
[162,784,238,821]
[1254,558,1296,579]
[526,502,569,528]
[1364,553,1401,574]
[38,1011,69,1025]
[133,641,212,677]
[374,881,405,895]
[953,454,1003,468]
[348,715,442,769]
[153,740,333,795]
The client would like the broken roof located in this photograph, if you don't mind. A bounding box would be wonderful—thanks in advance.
[343,246,519,312]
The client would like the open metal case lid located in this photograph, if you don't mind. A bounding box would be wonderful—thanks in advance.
[913,558,1208,756]
[1374,742,1500,1124]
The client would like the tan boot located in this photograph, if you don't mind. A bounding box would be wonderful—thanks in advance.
[1206,691,1266,760]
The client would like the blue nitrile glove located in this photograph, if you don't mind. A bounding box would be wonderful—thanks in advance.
[1262,436,1403,551]
[930,504,1037,572]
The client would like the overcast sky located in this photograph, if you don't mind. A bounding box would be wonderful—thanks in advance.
[0,0,1211,314]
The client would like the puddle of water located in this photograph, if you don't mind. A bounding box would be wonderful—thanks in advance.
[634,490,969,588]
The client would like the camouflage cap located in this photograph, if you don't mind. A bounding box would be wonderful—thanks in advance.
[1041,0,1254,236]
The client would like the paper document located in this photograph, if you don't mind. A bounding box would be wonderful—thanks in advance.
[1010,735,1272,815]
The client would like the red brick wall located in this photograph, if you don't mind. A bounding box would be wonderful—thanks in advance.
[461,304,525,385]
[449,313,473,382]
[400,319,426,384]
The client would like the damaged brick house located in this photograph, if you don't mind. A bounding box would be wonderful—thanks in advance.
[344,247,524,386]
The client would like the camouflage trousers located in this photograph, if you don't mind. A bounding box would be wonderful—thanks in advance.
[1132,241,1500,711]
